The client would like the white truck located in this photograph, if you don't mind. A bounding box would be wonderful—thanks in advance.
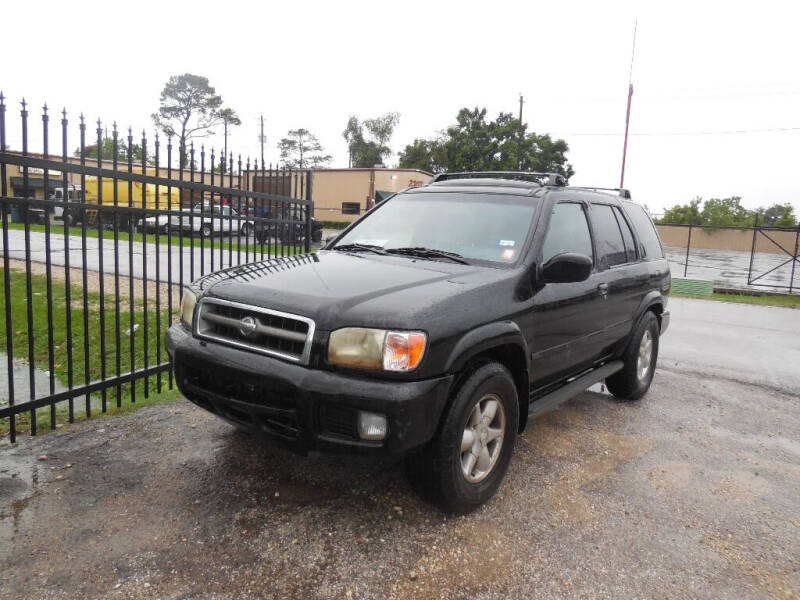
[47,184,83,225]
[140,202,253,237]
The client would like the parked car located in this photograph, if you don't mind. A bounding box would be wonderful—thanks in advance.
[141,203,253,237]
[248,203,323,244]
[167,171,671,513]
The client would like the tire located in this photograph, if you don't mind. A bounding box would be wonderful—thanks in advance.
[63,211,74,227]
[201,224,213,238]
[240,223,253,238]
[406,362,518,514]
[606,311,660,401]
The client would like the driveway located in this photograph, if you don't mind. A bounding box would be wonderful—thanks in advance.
[1,297,798,599]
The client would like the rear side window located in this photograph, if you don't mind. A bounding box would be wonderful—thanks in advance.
[589,204,627,268]
[541,202,594,264]
[613,206,637,262]
[624,202,664,259]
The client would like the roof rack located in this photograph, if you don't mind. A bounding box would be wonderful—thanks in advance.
[431,171,568,187]
[571,186,631,199]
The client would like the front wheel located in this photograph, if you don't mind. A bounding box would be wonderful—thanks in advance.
[406,362,518,514]
[240,223,253,238]
[605,311,660,401]
[200,224,213,238]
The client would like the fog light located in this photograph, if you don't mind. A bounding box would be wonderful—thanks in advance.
[357,411,387,441]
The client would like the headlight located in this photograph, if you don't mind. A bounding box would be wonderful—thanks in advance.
[328,328,426,372]
[180,289,197,328]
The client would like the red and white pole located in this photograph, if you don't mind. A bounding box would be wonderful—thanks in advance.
[620,83,633,188]
[620,20,637,189]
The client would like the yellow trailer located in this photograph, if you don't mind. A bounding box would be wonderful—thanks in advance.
[73,176,181,226]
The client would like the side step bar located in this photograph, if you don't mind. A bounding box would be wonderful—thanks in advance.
[528,360,624,418]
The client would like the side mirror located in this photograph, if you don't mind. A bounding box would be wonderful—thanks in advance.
[542,252,593,284]
[323,235,337,249]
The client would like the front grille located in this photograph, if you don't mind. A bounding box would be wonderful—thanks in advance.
[195,298,315,364]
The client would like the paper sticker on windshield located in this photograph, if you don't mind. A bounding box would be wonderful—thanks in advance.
[501,249,516,261]
[499,240,516,247]
[354,239,387,247]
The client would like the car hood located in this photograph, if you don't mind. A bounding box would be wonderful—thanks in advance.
[194,250,504,330]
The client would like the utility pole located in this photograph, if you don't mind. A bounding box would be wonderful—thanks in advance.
[258,114,266,172]
[223,118,229,168]
[516,94,524,170]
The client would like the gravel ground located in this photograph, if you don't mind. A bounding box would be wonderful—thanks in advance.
[1,299,799,599]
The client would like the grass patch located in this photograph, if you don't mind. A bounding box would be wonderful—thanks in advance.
[672,291,800,309]
[6,222,304,255]
[0,266,178,437]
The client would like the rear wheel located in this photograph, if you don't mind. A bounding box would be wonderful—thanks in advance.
[201,224,213,238]
[406,362,518,513]
[606,311,660,400]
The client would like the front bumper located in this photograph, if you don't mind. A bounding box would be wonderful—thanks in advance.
[166,324,452,456]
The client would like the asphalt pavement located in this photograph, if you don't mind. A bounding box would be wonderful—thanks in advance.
[0,228,292,284]
[0,297,798,599]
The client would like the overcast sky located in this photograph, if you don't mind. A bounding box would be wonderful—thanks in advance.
[3,0,798,215]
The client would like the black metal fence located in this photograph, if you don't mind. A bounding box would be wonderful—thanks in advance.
[0,93,313,442]
[655,222,800,292]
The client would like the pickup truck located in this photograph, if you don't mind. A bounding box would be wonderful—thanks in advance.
[141,202,253,237]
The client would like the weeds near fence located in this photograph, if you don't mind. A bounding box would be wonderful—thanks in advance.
[0,266,172,436]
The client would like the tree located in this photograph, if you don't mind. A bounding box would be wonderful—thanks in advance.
[773,204,798,227]
[397,138,437,172]
[656,196,767,227]
[700,196,752,227]
[218,108,241,166]
[757,203,797,227]
[659,197,702,225]
[278,128,331,168]
[342,113,400,168]
[397,107,574,177]
[74,138,155,166]
[151,73,235,168]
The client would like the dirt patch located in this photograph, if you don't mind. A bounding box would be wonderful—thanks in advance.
[1,370,798,599]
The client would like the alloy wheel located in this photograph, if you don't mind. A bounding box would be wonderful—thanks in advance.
[460,393,506,483]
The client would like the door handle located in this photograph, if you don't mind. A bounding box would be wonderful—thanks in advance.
[597,283,609,298]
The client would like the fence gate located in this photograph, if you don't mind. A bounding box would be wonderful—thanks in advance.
[746,225,800,293]
[0,93,314,442]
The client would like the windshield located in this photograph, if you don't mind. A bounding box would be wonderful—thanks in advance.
[333,191,537,264]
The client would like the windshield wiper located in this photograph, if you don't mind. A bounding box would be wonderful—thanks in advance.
[332,243,389,255]
[385,247,470,264]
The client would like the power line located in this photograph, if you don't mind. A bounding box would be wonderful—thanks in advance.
[562,126,800,137]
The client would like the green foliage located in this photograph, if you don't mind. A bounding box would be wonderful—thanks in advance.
[700,197,752,227]
[151,73,236,168]
[659,197,703,225]
[761,203,797,227]
[278,128,331,168]
[343,113,400,167]
[397,107,574,177]
[657,197,798,228]
[74,138,155,166]
[773,204,797,227]
[218,107,242,128]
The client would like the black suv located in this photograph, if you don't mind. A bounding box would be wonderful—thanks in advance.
[167,171,671,513]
